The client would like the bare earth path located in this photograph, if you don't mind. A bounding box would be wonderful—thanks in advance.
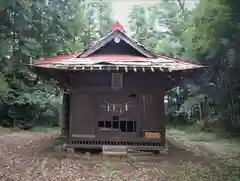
[0,132,238,181]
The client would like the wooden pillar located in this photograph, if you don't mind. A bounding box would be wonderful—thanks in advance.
[60,92,70,141]
[59,91,64,134]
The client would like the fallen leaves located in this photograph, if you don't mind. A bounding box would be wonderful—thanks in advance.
[0,131,238,181]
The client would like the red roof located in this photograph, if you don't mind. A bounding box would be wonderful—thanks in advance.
[35,52,80,65]
[34,54,202,72]
[36,54,195,65]
[33,22,203,72]
[36,55,147,65]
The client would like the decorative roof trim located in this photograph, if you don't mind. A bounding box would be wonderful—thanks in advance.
[78,30,157,58]
[112,21,125,32]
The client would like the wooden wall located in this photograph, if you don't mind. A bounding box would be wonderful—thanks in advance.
[68,72,168,140]
[69,93,96,139]
[69,71,172,90]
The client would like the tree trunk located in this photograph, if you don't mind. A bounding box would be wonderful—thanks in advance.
[198,103,203,121]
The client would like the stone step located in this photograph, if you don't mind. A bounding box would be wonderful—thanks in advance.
[102,145,128,156]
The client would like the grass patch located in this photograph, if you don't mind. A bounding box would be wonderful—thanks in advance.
[168,125,240,159]
[166,162,240,181]
[167,125,217,141]
[30,126,60,135]
[0,127,12,135]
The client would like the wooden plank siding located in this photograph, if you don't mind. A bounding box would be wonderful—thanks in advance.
[68,71,167,143]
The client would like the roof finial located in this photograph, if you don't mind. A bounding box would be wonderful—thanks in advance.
[112,21,125,32]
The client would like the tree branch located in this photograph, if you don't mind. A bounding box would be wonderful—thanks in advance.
[176,0,186,17]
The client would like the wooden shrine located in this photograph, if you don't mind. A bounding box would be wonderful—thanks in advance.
[31,21,203,152]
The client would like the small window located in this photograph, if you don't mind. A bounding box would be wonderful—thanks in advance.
[98,120,136,132]
[127,121,134,132]
[113,121,119,129]
[112,116,119,120]
[98,121,104,128]
[120,121,127,132]
[111,73,123,89]
[128,94,136,97]
[105,121,112,128]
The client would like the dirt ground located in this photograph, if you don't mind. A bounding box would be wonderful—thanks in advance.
[0,132,239,181]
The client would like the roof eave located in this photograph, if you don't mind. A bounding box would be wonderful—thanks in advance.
[29,62,204,73]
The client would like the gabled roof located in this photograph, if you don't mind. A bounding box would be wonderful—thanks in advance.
[32,21,203,73]
[78,29,157,58]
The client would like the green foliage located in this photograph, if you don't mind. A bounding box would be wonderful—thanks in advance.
[0,0,114,129]
[182,0,232,61]
[1,0,240,137]
[128,0,192,59]
[128,0,240,135]
[185,0,240,134]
